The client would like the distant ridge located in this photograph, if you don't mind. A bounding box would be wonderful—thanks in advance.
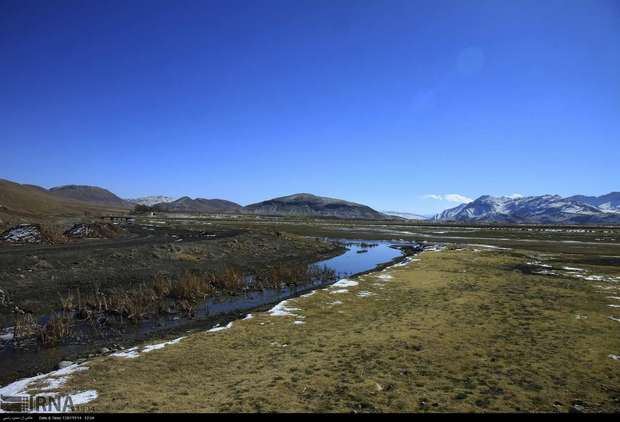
[126,196,177,207]
[49,185,132,209]
[0,179,128,223]
[154,196,242,213]
[434,194,620,224]
[244,193,389,219]
[382,211,430,220]
[567,192,620,212]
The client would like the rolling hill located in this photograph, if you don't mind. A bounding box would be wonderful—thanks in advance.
[0,179,127,225]
[244,193,388,219]
[49,185,132,209]
[153,196,242,213]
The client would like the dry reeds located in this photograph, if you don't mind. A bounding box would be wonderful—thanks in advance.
[37,315,72,345]
[50,263,335,332]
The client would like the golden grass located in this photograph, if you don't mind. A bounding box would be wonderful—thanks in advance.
[55,249,620,412]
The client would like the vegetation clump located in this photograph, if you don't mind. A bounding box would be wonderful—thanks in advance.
[10,262,337,346]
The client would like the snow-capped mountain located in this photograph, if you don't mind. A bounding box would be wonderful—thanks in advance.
[382,211,430,220]
[126,196,177,207]
[434,194,620,224]
[567,192,620,213]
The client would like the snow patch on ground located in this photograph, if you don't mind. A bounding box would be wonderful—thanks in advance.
[111,347,140,359]
[609,354,620,361]
[243,313,253,320]
[112,336,186,358]
[328,300,343,306]
[573,274,619,282]
[331,279,358,288]
[526,261,552,268]
[467,244,511,250]
[207,322,233,332]
[330,289,349,294]
[268,300,302,317]
[533,270,560,276]
[0,224,42,243]
[293,320,305,325]
[424,245,447,252]
[608,316,620,323]
[39,377,69,391]
[142,336,185,352]
[0,364,95,413]
[357,291,376,298]
[68,390,99,407]
[390,256,417,267]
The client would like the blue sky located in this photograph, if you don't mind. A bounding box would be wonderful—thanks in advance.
[2,0,619,214]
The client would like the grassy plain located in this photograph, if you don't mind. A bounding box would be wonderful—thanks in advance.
[49,247,620,412]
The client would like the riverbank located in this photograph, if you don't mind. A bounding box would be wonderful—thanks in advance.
[8,246,619,412]
[0,226,347,385]
[0,236,417,388]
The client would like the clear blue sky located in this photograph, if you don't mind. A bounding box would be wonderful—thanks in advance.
[2,0,619,214]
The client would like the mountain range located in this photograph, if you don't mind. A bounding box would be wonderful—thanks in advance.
[0,181,391,221]
[434,193,620,224]
[566,192,620,212]
[2,178,619,224]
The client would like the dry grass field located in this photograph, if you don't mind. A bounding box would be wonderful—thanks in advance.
[24,246,619,412]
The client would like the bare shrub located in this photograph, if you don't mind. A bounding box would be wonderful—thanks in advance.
[152,273,172,297]
[39,224,67,244]
[170,272,206,301]
[37,315,72,345]
[216,268,244,292]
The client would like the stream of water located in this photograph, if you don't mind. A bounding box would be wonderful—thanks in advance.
[0,239,419,386]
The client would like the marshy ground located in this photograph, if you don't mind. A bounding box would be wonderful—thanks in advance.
[20,245,620,412]
[0,221,344,384]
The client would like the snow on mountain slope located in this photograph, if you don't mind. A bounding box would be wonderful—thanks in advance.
[434,194,620,224]
[382,211,430,220]
[567,192,620,212]
[126,196,177,207]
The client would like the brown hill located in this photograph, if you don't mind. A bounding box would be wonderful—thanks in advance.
[0,179,127,227]
[154,196,242,214]
[49,185,132,209]
[244,193,390,219]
